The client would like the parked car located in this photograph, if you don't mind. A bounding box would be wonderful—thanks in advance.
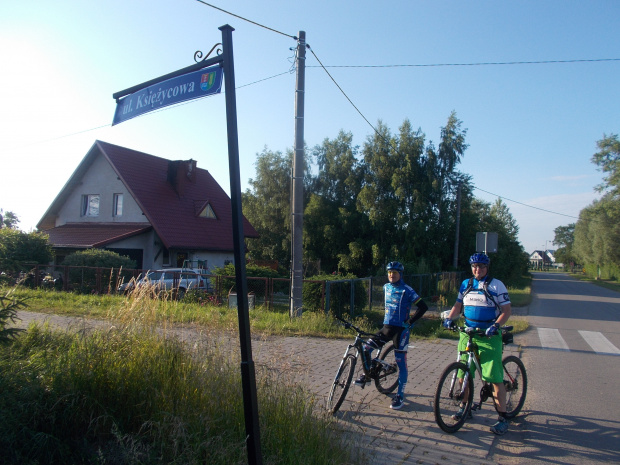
[118,268,210,299]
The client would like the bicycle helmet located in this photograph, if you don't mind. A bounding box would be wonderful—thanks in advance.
[386,261,405,273]
[469,253,491,265]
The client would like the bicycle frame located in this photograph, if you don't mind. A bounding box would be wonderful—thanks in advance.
[451,326,511,411]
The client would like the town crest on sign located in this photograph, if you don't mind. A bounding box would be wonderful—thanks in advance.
[201,72,216,91]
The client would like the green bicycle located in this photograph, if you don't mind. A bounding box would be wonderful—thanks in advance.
[434,325,527,433]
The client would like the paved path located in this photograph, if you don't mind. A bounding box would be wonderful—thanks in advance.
[15,310,527,464]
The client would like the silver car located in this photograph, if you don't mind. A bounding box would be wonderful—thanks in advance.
[119,268,209,299]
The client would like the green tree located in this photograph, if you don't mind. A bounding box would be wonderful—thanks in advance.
[573,134,620,274]
[591,133,620,196]
[0,228,53,274]
[553,223,577,266]
[305,131,372,275]
[242,148,293,265]
[357,121,401,266]
[462,198,527,285]
[0,209,20,229]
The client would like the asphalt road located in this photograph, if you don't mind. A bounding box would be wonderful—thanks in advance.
[14,272,620,464]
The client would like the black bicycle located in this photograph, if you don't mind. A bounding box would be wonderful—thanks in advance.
[433,325,527,433]
[327,316,400,414]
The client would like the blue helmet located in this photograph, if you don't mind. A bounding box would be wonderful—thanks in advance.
[386,261,404,273]
[469,253,491,265]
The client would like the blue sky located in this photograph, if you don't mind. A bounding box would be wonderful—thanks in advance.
[1,1,618,255]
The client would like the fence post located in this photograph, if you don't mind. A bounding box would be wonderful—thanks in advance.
[349,279,355,317]
[325,281,331,314]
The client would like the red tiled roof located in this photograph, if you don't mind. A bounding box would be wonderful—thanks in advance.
[39,141,258,252]
[44,223,152,248]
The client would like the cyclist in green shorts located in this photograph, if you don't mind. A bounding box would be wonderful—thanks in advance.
[443,253,512,435]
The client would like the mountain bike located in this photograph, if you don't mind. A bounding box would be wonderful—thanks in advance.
[433,325,527,433]
[327,316,400,414]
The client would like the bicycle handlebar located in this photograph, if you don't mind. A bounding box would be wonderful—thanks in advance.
[451,325,513,337]
[334,316,376,337]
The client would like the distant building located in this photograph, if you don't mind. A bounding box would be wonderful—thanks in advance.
[529,249,556,269]
[37,140,258,271]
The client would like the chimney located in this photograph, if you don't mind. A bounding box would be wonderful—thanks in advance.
[168,159,197,196]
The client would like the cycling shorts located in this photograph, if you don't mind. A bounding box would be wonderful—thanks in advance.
[458,332,503,383]
[371,324,410,352]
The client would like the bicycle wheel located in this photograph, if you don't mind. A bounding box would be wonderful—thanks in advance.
[434,362,474,433]
[501,355,527,419]
[374,344,399,394]
[327,354,356,414]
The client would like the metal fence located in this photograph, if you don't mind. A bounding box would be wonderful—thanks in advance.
[12,265,464,317]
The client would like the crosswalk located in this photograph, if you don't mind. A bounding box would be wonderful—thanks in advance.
[536,328,620,355]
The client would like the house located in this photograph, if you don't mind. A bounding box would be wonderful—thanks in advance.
[529,250,555,269]
[37,140,258,271]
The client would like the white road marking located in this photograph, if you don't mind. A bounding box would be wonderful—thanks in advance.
[578,331,620,355]
[537,328,569,351]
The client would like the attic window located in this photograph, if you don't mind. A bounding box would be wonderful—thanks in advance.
[82,194,100,217]
[199,203,217,219]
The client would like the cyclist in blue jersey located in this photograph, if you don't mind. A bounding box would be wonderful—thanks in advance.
[355,261,428,410]
[443,253,512,435]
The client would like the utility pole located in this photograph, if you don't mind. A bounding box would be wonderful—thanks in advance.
[290,31,306,318]
[452,181,462,268]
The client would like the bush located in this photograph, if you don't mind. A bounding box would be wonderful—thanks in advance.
[0,229,53,274]
[61,249,137,294]
[61,249,136,269]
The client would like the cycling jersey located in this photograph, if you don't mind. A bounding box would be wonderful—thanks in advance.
[456,277,510,330]
[383,281,422,326]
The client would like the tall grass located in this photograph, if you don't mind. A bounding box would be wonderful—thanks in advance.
[2,273,532,340]
[0,321,362,464]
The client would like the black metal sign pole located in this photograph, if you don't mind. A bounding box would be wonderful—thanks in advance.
[113,24,262,465]
[219,24,263,465]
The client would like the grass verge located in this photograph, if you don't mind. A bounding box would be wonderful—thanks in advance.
[0,320,362,464]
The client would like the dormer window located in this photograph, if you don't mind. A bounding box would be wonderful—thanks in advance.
[82,194,100,217]
[199,203,217,219]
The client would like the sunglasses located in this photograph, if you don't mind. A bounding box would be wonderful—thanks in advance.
[471,264,487,269]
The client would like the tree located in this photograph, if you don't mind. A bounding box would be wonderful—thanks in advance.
[242,148,293,265]
[305,132,372,275]
[357,121,401,266]
[591,133,620,197]
[553,224,577,265]
[0,209,20,229]
[466,198,527,285]
[573,134,620,274]
[0,228,53,274]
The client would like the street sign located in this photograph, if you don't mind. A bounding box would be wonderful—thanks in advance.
[112,65,223,125]
[476,231,498,253]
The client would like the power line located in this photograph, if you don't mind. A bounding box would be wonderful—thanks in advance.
[308,58,620,69]
[474,187,580,220]
[194,0,296,40]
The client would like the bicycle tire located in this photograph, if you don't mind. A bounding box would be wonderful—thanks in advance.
[327,354,356,414]
[434,362,474,433]
[501,355,527,419]
[374,344,399,394]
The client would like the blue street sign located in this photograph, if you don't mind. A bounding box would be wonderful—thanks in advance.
[112,65,223,125]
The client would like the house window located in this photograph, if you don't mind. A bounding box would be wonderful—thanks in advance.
[81,194,100,217]
[113,194,123,217]
[199,203,217,219]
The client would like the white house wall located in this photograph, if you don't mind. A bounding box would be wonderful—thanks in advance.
[55,154,148,226]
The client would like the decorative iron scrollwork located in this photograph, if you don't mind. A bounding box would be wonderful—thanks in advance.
[194,43,222,63]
